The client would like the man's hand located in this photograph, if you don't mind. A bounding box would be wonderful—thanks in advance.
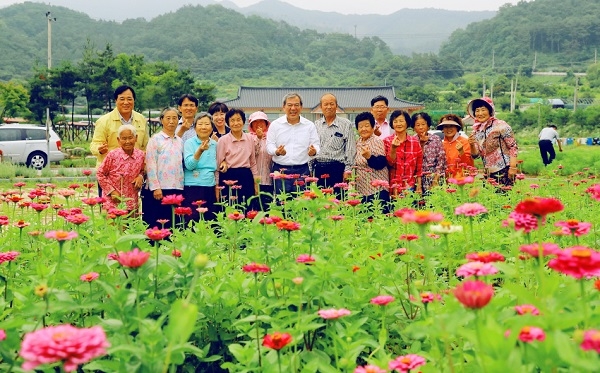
[307,145,317,157]
[275,145,286,156]
[98,143,108,155]
[374,125,382,137]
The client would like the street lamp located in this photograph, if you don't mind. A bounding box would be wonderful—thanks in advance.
[45,11,56,169]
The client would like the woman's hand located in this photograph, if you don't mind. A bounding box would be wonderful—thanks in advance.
[219,161,228,173]
[153,188,163,201]
[133,174,144,189]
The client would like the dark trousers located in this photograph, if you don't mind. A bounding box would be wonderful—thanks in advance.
[141,187,183,229]
[539,140,555,166]
[183,185,217,223]
[313,160,345,186]
[218,167,255,212]
[252,184,273,211]
[271,162,309,195]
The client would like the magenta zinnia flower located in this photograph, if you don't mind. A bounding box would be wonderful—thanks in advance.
[519,243,560,258]
[296,254,316,264]
[370,295,395,306]
[455,203,488,217]
[456,262,499,278]
[502,211,541,233]
[19,324,109,372]
[317,308,351,320]
[389,354,426,372]
[585,184,600,201]
[548,246,600,279]
[242,262,270,273]
[515,304,540,316]
[161,194,184,206]
[554,219,592,237]
[228,211,245,221]
[518,326,546,343]
[45,230,78,241]
[0,251,20,264]
[580,330,600,353]
[116,248,150,268]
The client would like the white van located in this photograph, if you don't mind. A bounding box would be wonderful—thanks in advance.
[0,123,65,168]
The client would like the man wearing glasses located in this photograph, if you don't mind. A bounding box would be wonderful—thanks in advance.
[371,95,391,139]
[267,93,320,194]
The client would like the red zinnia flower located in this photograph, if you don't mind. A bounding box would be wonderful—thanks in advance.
[518,326,546,343]
[246,210,258,219]
[276,220,300,231]
[454,280,493,309]
[242,262,270,273]
[262,332,292,350]
[174,207,192,216]
[580,330,600,353]
[514,197,564,218]
[466,252,505,263]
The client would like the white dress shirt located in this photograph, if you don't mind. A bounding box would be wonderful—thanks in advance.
[266,116,320,165]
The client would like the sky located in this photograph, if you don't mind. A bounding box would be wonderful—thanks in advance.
[0,0,523,16]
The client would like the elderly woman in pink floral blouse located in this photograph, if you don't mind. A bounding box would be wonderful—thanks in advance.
[97,124,145,215]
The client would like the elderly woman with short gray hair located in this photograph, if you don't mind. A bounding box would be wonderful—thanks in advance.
[96,124,146,215]
[142,107,184,229]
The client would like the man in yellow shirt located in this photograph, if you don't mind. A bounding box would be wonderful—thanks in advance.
[90,85,149,169]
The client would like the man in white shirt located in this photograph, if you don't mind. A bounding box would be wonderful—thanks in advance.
[538,124,563,166]
[371,95,391,139]
[266,93,320,194]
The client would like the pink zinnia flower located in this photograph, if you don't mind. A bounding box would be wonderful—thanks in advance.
[518,326,546,343]
[393,207,416,218]
[19,324,109,372]
[555,219,592,237]
[318,308,351,320]
[330,215,345,221]
[354,365,386,373]
[389,354,427,372]
[420,292,438,304]
[296,254,316,264]
[82,169,92,176]
[31,203,49,212]
[515,304,540,316]
[116,248,150,268]
[304,176,319,183]
[242,262,270,273]
[80,272,99,282]
[0,329,5,341]
[580,330,600,353]
[401,210,443,225]
[395,248,408,255]
[65,214,90,225]
[370,179,389,188]
[0,251,20,264]
[45,230,78,241]
[370,295,394,306]
[586,184,600,201]
[14,220,30,229]
[518,242,561,258]
[529,183,539,189]
[399,234,419,241]
[161,194,184,206]
[145,227,171,241]
[223,180,238,186]
[228,211,245,221]
[548,246,600,279]
[503,211,541,233]
[447,176,474,185]
[466,252,505,263]
[455,203,488,217]
[456,262,499,278]
[454,280,494,309]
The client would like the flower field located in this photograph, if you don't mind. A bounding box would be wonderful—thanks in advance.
[1,170,600,372]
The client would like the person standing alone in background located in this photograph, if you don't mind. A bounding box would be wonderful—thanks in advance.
[538,124,563,166]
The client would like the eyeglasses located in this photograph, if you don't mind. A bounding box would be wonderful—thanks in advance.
[372,105,388,110]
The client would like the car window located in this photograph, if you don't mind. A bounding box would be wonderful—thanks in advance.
[25,129,46,140]
[0,129,22,141]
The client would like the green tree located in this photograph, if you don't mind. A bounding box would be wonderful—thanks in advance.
[0,81,31,123]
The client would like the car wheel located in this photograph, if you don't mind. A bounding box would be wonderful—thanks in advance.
[27,151,47,169]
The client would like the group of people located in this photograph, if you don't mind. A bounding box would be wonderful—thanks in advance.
[90,85,520,228]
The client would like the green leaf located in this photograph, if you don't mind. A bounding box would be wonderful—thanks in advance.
[165,299,198,345]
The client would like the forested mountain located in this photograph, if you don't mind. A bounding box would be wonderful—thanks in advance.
[439,0,600,73]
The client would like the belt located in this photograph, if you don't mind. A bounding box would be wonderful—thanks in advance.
[314,160,343,166]
[273,162,308,169]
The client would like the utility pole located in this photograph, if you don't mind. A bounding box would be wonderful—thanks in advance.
[573,76,579,112]
[45,11,56,169]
